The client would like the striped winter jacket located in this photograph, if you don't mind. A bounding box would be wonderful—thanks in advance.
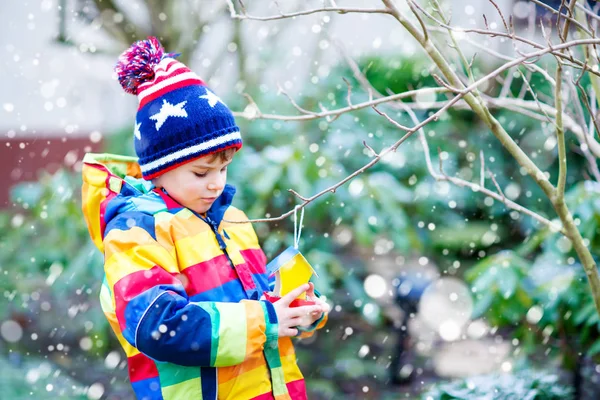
[81,153,327,400]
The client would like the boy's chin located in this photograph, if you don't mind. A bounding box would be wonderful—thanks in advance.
[189,202,212,214]
[191,205,211,214]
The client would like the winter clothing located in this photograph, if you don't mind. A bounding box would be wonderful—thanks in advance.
[114,37,242,180]
[81,153,327,400]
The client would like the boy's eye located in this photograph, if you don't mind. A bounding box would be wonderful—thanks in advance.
[194,172,207,178]
[221,166,228,172]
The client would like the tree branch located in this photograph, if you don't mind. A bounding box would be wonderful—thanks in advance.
[226,0,390,21]
[555,65,567,201]
[233,87,449,121]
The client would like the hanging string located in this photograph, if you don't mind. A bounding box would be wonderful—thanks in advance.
[293,205,305,249]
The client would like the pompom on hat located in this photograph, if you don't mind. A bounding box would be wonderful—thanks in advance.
[115,37,242,180]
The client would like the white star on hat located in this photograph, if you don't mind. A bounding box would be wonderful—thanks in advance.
[134,122,142,140]
[149,99,188,130]
[199,89,224,108]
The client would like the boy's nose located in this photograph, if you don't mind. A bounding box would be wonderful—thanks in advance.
[208,176,225,191]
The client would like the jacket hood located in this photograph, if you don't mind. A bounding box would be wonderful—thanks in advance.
[81,153,235,252]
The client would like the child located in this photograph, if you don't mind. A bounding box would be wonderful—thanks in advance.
[81,37,328,400]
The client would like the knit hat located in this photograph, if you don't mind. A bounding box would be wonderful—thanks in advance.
[115,37,242,180]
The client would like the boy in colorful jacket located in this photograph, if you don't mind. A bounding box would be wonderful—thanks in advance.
[81,37,328,400]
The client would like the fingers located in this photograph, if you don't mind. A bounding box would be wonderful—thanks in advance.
[287,316,304,326]
[287,305,322,318]
[280,327,299,337]
[278,283,310,306]
[306,282,315,299]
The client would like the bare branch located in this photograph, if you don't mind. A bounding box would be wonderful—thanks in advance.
[277,84,318,115]
[363,140,379,157]
[499,67,517,98]
[576,1,600,24]
[342,77,354,108]
[529,0,592,35]
[555,65,567,201]
[480,150,485,188]
[407,101,566,235]
[566,78,600,182]
[488,0,509,33]
[516,68,556,125]
[461,36,556,87]
[437,147,446,176]
[233,87,448,121]
[288,189,308,202]
[559,0,578,44]
[406,0,429,42]
[240,90,467,224]
[372,106,411,131]
[437,38,600,98]
[517,69,533,100]
[487,168,507,203]
[226,0,390,21]
[423,25,600,79]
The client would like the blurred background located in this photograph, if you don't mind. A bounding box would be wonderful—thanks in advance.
[2,0,600,399]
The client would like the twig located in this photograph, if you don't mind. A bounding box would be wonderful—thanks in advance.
[555,65,567,201]
[277,84,318,115]
[372,106,411,131]
[516,68,556,125]
[487,168,506,203]
[363,140,379,157]
[499,67,517,98]
[488,0,509,33]
[343,78,354,108]
[240,91,468,223]
[226,0,390,21]
[576,2,600,24]
[423,25,600,79]
[517,69,533,100]
[437,147,446,176]
[432,38,600,99]
[233,87,449,121]
[480,150,485,188]
[288,189,308,202]
[529,0,592,35]
[460,35,556,87]
[387,0,600,314]
[406,0,429,42]
[559,0,578,44]
[410,104,566,235]
[566,78,600,182]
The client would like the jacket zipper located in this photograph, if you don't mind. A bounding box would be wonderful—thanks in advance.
[196,212,236,268]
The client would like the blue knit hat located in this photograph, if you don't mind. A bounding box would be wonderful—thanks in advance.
[115,37,242,180]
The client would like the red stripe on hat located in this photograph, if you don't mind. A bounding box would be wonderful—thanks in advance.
[153,59,179,74]
[139,64,197,92]
[137,60,180,90]
[138,78,204,110]
[146,67,190,87]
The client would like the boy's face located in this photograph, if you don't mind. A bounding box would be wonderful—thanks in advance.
[154,153,232,214]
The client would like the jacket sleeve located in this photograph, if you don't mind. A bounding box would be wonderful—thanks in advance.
[103,211,278,367]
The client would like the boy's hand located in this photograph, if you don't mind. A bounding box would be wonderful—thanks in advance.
[299,282,330,327]
[273,284,324,337]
